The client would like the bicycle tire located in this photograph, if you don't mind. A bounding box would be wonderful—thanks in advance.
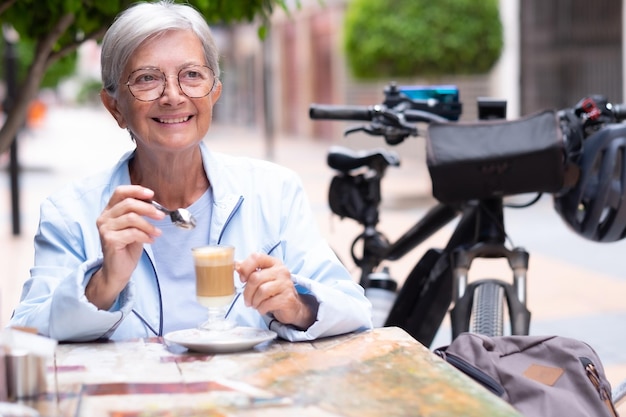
[469,281,506,337]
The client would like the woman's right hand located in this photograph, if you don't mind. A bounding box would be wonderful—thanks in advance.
[86,185,165,310]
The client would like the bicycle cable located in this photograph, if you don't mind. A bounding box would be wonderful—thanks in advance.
[495,193,544,249]
[503,192,543,209]
[478,200,515,248]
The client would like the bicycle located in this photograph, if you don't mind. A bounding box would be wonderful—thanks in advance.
[309,83,626,346]
[311,84,626,408]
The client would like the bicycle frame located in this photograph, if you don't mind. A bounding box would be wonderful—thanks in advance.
[328,144,532,347]
[356,195,531,347]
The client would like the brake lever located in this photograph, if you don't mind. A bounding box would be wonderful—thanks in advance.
[344,126,368,136]
[342,105,419,143]
[343,122,418,145]
[377,108,419,134]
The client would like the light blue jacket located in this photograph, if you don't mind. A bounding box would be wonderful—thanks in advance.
[9,142,372,342]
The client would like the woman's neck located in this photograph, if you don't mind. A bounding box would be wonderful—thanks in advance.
[129,148,210,208]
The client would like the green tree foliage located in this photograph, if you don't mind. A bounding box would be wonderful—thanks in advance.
[0,0,293,154]
[343,0,503,79]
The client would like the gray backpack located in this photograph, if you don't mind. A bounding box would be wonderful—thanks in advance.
[434,333,619,417]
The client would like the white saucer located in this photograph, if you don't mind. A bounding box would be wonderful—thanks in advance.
[0,402,40,416]
[164,327,277,354]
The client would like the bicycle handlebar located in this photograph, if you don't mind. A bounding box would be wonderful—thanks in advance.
[309,104,373,121]
[309,104,450,124]
[310,84,626,202]
[309,85,626,147]
[309,100,626,128]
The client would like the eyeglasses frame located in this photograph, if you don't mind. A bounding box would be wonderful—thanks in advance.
[124,65,216,102]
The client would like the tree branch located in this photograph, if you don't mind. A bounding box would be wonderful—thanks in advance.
[0,0,17,16]
[0,13,76,154]
[48,25,108,63]
[34,13,75,63]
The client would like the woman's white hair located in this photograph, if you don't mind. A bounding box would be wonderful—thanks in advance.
[100,0,220,97]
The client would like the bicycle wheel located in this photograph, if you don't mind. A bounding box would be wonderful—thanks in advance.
[469,281,506,337]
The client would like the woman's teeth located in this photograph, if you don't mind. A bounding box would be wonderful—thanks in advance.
[158,116,190,124]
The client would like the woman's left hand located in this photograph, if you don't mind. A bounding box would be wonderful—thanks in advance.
[236,253,317,330]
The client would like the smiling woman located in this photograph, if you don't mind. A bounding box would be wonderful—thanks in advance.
[8,0,372,343]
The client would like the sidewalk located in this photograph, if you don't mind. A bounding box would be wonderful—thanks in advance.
[2,105,626,395]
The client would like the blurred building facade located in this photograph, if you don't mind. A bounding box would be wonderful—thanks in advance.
[214,0,623,142]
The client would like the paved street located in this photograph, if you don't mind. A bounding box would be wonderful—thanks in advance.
[2,105,626,397]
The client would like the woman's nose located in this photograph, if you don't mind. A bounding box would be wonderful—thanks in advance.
[160,76,185,102]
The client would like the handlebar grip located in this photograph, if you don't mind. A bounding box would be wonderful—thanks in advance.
[309,104,373,121]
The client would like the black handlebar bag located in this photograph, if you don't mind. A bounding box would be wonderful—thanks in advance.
[426,110,565,204]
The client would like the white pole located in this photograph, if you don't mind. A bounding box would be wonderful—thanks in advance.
[491,0,520,118]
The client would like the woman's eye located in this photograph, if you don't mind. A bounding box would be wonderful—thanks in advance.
[134,72,162,85]
[181,70,200,80]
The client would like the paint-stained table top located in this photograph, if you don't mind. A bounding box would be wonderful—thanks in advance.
[24,327,522,417]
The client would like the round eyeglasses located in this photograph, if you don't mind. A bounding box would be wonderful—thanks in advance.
[125,65,216,102]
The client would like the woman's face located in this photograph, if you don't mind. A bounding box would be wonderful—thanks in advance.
[102,30,221,153]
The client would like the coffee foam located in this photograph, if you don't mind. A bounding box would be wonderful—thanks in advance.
[192,246,233,266]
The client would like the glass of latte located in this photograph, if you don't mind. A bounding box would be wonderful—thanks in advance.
[192,245,236,331]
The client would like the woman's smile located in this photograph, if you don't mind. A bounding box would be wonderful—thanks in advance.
[154,115,192,124]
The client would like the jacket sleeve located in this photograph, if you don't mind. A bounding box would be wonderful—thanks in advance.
[8,196,134,342]
[267,171,373,341]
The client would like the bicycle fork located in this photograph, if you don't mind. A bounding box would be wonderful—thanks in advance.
[449,243,532,339]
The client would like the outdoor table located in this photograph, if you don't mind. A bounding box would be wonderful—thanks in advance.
[21,327,522,417]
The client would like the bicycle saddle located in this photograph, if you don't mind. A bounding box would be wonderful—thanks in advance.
[327,145,400,172]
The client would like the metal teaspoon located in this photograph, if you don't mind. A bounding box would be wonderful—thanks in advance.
[150,200,197,230]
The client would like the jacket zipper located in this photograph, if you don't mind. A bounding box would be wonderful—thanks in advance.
[580,357,619,417]
[436,351,506,396]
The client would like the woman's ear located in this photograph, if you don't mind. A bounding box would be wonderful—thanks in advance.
[100,89,127,129]
[210,80,222,104]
